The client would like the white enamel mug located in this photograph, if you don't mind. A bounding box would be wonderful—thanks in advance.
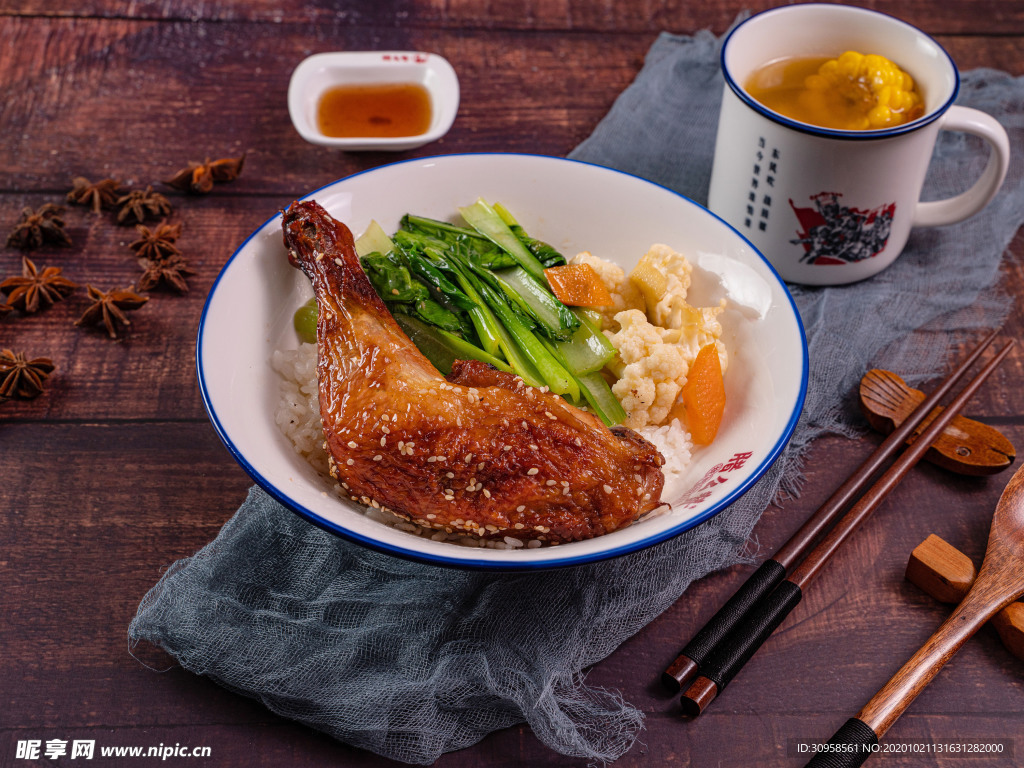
[707,4,1010,286]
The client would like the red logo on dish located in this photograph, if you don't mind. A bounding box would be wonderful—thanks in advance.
[679,451,753,509]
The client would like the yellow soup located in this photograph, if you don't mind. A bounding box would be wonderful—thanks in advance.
[744,51,925,131]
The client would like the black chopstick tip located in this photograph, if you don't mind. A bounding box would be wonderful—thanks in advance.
[681,676,718,718]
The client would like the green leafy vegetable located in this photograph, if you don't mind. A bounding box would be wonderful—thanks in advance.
[293,297,318,344]
[293,200,628,426]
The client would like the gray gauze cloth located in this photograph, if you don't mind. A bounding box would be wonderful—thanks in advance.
[130,29,1023,765]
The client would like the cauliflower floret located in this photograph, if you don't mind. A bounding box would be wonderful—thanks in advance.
[638,243,695,329]
[569,250,643,330]
[572,248,729,432]
[661,304,729,376]
[605,310,691,430]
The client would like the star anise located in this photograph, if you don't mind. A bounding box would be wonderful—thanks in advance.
[130,221,182,261]
[165,153,246,194]
[0,257,79,313]
[6,204,73,250]
[116,186,172,225]
[67,176,122,214]
[0,299,12,320]
[0,349,55,400]
[138,255,194,294]
[75,284,148,339]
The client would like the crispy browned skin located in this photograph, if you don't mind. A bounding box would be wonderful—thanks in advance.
[282,200,665,544]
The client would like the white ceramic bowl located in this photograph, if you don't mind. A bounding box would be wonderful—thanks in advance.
[288,51,459,151]
[198,154,807,569]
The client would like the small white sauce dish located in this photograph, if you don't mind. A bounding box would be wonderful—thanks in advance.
[288,51,460,151]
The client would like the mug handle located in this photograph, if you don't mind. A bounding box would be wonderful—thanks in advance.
[913,106,1010,228]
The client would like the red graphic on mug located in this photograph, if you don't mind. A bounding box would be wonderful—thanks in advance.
[789,192,895,265]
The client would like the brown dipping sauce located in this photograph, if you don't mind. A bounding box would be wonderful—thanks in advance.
[316,82,433,138]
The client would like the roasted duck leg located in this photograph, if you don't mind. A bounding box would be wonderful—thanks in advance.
[282,200,665,544]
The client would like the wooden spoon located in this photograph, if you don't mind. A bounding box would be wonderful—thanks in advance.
[806,461,1024,767]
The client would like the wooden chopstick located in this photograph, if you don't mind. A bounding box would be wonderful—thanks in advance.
[680,337,1015,716]
[662,328,1002,693]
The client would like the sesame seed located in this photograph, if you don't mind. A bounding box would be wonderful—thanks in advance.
[485,525,498,532]
[545,411,557,420]
[603,484,613,494]
[382,426,390,434]
[514,522,525,530]
[446,472,455,479]
[347,441,358,449]
[546,480,556,486]
[529,444,539,451]
[482,489,491,498]
[574,438,583,447]
[373,455,383,461]
[380,437,386,446]
[527,468,539,476]
[540,386,549,393]
[426,514,436,520]
[346,458,354,466]
[563,487,570,495]
[444,495,454,501]
[560,480,569,487]
[427,456,437,463]
[334,258,343,266]
[398,441,405,449]
[464,453,473,463]
[643,493,651,501]
[516,505,526,512]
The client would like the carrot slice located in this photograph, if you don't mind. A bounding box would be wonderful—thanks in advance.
[679,343,726,445]
[544,264,613,307]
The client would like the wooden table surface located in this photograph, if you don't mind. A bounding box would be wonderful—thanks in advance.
[2,1,1022,765]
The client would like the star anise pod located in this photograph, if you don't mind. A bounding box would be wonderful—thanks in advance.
[165,153,246,194]
[116,186,172,225]
[138,255,194,294]
[75,284,148,339]
[6,204,73,250]
[0,299,12,320]
[67,176,122,213]
[130,221,182,261]
[0,257,79,314]
[0,349,55,400]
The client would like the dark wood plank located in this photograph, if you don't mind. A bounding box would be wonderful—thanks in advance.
[3,426,1023,765]
[1,0,1022,36]
[0,19,1021,195]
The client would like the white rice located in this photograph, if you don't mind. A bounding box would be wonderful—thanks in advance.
[271,342,690,546]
